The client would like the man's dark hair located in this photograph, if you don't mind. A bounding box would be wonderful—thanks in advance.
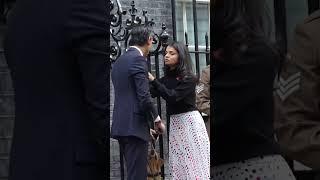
[128,25,153,46]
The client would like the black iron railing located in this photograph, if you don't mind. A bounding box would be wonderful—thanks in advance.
[308,0,320,14]
[110,0,169,63]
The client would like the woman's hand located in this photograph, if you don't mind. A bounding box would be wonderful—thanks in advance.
[148,72,155,81]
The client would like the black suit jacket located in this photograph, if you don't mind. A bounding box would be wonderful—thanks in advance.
[4,0,108,179]
[111,47,158,142]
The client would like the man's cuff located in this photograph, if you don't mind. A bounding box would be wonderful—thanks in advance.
[154,115,161,122]
[201,112,208,116]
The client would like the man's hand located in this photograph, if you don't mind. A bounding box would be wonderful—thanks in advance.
[154,121,165,134]
[148,72,155,81]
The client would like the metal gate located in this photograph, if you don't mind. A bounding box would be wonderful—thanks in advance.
[110,0,210,179]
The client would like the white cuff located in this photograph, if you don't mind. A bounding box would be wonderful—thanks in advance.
[154,115,161,122]
[201,112,208,116]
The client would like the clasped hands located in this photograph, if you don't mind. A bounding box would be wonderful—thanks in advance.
[150,120,165,140]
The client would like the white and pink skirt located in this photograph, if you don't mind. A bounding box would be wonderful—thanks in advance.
[169,110,210,180]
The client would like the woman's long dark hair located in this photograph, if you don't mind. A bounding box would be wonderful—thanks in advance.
[163,41,196,79]
[213,0,282,62]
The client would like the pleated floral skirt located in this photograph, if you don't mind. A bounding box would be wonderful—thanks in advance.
[169,110,210,180]
[212,155,296,180]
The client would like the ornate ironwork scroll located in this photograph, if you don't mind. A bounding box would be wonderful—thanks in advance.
[109,0,170,63]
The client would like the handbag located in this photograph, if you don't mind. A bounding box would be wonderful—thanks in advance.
[147,137,164,180]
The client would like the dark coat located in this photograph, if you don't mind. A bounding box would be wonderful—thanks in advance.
[196,65,210,138]
[111,47,158,142]
[213,42,280,165]
[4,0,108,179]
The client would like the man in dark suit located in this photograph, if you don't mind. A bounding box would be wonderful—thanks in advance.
[111,25,165,180]
[4,0,108,179]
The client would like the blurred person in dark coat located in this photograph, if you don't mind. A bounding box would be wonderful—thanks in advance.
[4,0,108,179]
[212,0,295,179]
[196,65,210,139]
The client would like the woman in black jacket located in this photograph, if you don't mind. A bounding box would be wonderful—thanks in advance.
[212,0,296,179]
[148,41,210,179]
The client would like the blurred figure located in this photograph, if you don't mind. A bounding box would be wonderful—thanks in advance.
[4,0,108,179]
[196,64,212,178]
[196,65,210,138]
[212,0,296,179]
[274,9,320,179]
[149,41,210,179]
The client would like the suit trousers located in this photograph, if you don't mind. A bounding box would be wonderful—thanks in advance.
[119,136,148,180]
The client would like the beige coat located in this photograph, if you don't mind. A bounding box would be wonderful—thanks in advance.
[196,65,210,139]
[274,10,320,170]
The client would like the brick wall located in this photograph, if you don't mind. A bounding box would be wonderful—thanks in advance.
[119,0,173,35]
